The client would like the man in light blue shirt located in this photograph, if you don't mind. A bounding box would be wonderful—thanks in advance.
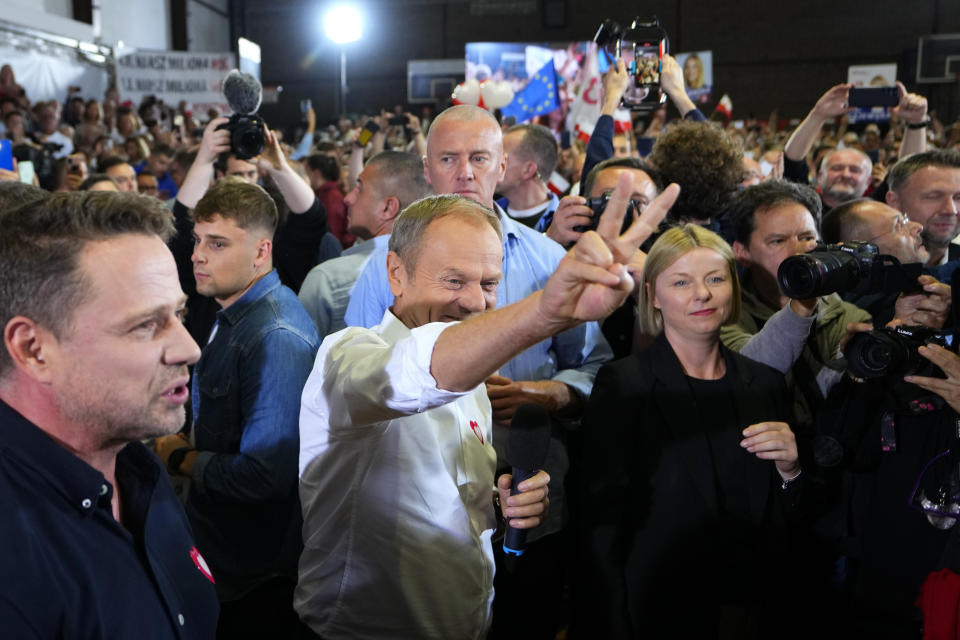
[343,104,613,639]
[299,151,430,337]
[495,123,562,230]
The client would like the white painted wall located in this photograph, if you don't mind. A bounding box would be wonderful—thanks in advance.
[2,0,171,49]
[2,0,232,59]
[187,0,230,52]
[3,0,94,42]
[100,0,172,50]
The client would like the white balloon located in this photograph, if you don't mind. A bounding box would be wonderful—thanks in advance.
[480,80,514,110]
[453,78,481,106]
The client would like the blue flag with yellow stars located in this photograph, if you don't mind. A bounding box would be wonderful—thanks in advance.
[500,59,560,123]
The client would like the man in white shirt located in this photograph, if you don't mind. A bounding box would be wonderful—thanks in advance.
[296,175,678,639]
[34,105,73,159]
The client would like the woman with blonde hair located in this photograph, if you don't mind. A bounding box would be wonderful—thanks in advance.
[683,54,706,90]
[578,224,805,638]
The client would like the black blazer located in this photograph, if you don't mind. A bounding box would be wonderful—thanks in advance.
[576,332,797,639]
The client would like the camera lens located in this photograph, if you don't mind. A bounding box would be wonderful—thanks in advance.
[232,121,264,160]
[845,331,907,379]
[777,250,862,299]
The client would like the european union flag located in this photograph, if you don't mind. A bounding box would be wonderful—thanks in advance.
[501,60,560,123]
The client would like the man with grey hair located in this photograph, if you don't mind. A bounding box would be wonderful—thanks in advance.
[496,122,560,229]
[342,104,614,638]
[0,191,218,637]
[298,151,430,336]
[815,148,874,210]
[783,81,929,211]
[297,180,678,640]
[885,149,960,268]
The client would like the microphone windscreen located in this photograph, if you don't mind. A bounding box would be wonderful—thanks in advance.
[222,69,262,115]
[507,403,551,471]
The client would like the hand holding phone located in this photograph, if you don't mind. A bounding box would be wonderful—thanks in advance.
[848,87,899,108]
[355,121,380,147]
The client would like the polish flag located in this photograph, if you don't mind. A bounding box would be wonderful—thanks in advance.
[613,108,633,134]
[567,42,603,144]
[573,120,594,144]
[714,94,733,120]
[547,171,570,196]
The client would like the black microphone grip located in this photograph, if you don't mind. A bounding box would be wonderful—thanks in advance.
[502,403,551,559]
[502,466,538,557]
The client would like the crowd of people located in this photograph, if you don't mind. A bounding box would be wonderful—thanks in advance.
[1,43,960,640]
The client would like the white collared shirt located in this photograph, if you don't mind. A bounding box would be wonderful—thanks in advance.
[297,310,497,640]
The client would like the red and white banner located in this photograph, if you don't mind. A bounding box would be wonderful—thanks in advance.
[567,43,602,144]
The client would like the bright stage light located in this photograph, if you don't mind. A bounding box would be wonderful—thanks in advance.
[324,5,363,44]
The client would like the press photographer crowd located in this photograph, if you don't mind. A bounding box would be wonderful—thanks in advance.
[4,14,960,640]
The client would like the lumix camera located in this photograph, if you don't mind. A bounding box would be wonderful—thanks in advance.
[216,113,265,160]
[777,241,923,300]
[594,16,668,111]
[573,193,640,234]
[845,325,951,380]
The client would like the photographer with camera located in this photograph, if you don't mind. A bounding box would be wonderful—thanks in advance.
[720,181,956,636]
[811,325,960,637]
[821,198,952,327]
[172,112,326,343]
[722,181,871,426]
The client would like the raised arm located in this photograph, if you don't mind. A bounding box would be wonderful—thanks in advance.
[784,84,853,163]
[432,178,680,392]
[259,125,315,214]
[176,117,229,209]
[660,54,698,118]
[893,81,928,159]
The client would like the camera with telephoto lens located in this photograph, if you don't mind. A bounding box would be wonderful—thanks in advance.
[573,193,639,234]
[777,241,923,300]
[216,113,265,160]
[845,325,951,380]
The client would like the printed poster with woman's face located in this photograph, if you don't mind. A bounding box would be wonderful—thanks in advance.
[675,50,713,104]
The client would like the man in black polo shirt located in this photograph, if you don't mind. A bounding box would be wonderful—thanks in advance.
[0,191,219,638]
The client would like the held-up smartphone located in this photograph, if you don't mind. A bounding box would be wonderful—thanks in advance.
[618,17,668,110]
[356,120,381,147]
[848,87,899,108]
[0,140,13,172]
[301,99,312,115]
[388,115,408,127]
[18,160,34,184]
[173,114,184,127]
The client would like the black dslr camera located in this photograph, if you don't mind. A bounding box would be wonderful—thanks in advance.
[845,325,951,380]
[777,241,923,300]
[216,113,265,160]
[573,193,640,234]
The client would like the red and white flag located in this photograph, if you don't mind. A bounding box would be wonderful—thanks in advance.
[567,43,603,144]
[613,108,632,134]
[547,171,570,196]
[714,94,733,120]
